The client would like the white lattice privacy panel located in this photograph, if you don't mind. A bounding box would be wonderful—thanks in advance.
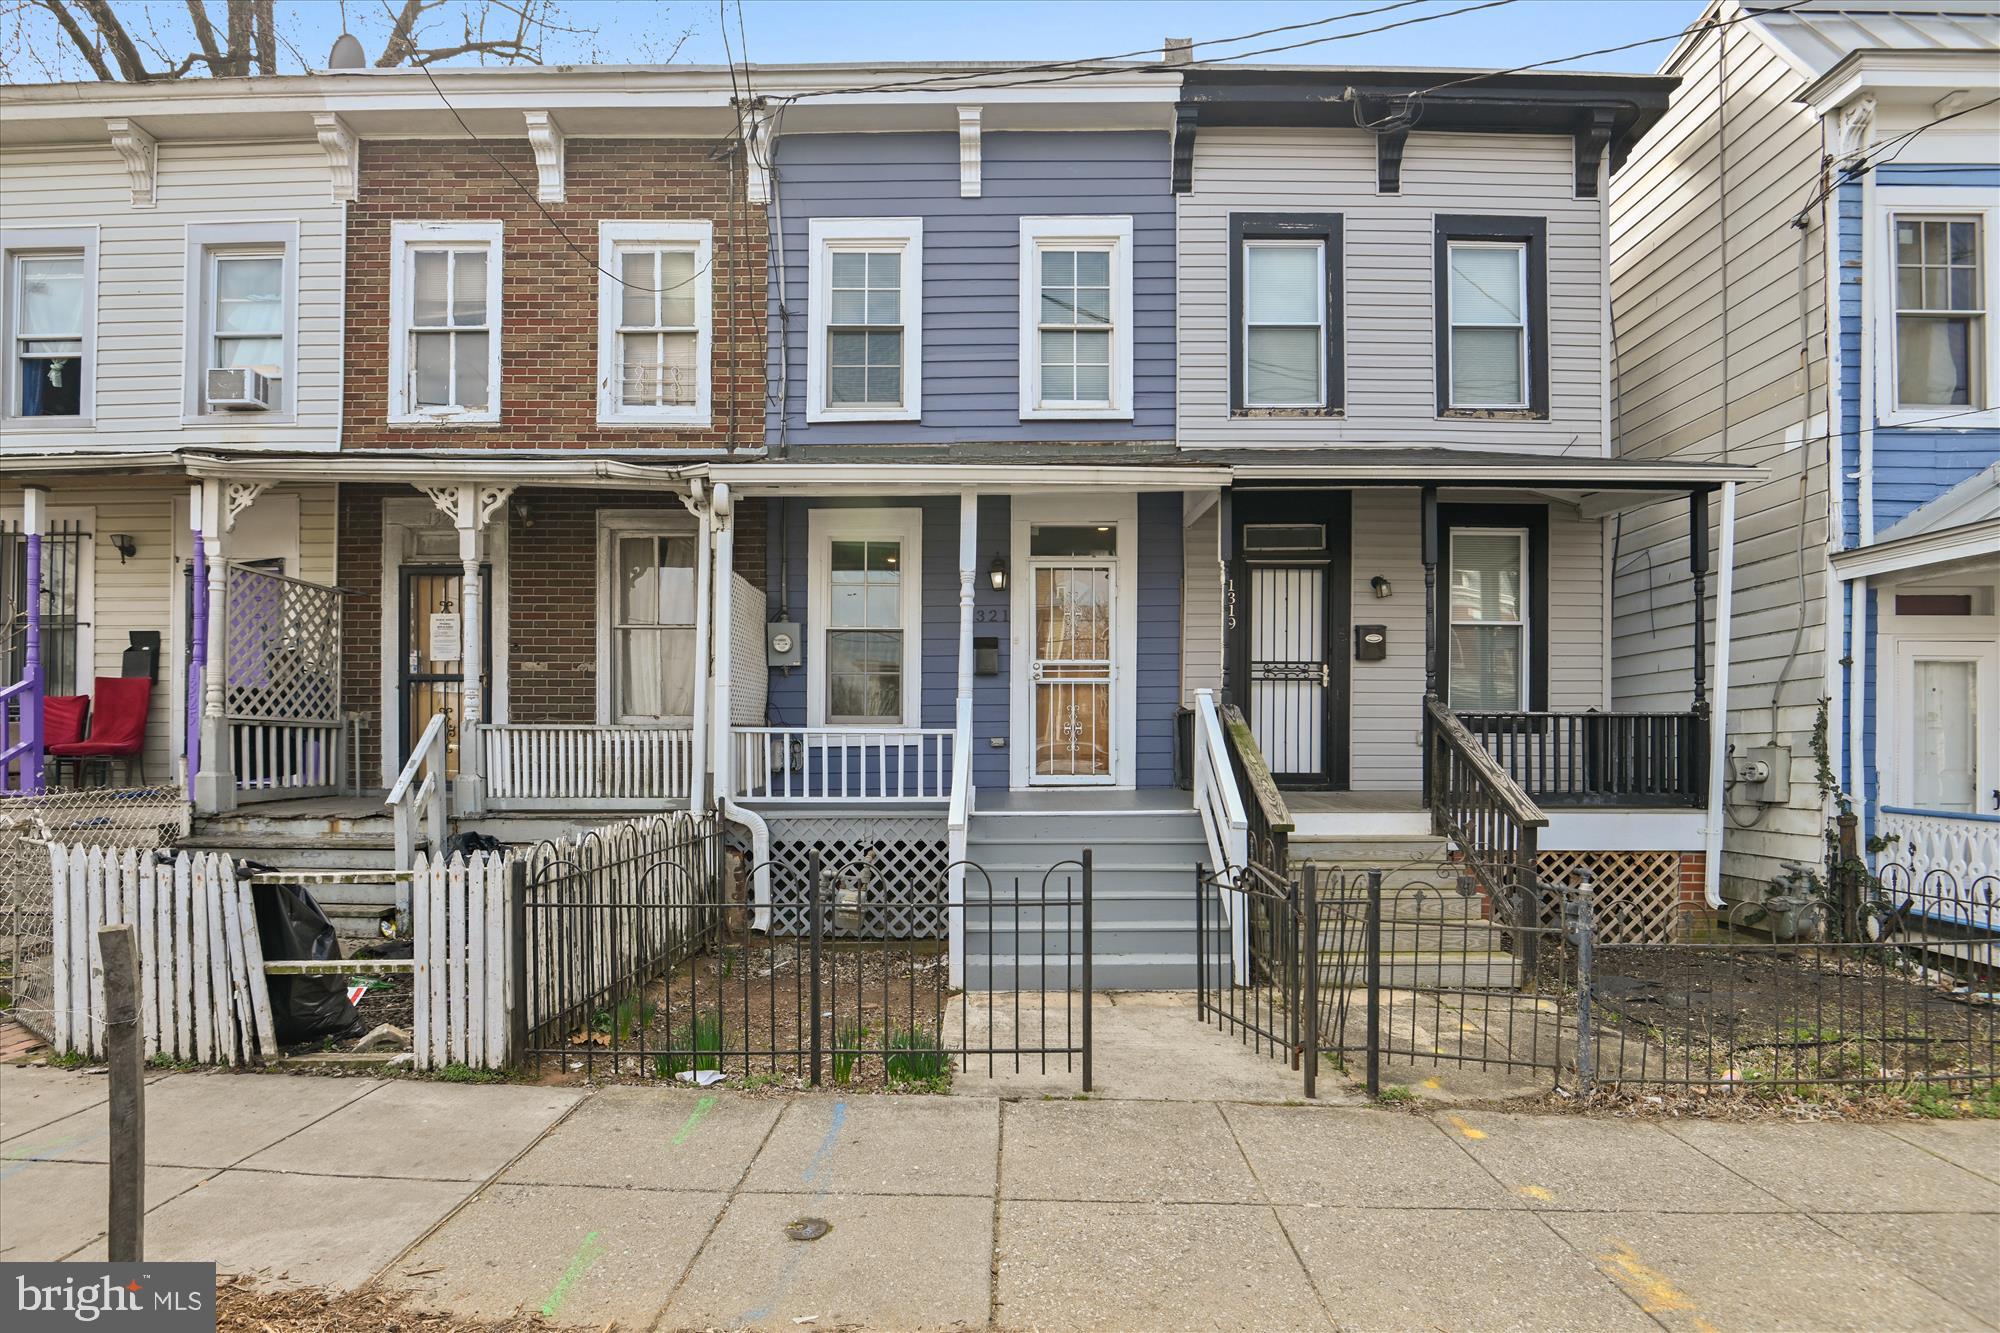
[1538,850,1683,945]
[764,814,949,939]
[224,563,342,723]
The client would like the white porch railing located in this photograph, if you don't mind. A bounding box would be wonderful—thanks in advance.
[481,724,693,811]
[1878,806,2000,931]
[388,712,449,872]
[230,720,345,796]
[730,726,956,802]
[1191,689,1248,878]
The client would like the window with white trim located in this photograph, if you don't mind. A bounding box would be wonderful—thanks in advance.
[807,508,923,727]
[1019,216,1133,419]
[182,221,298,419]
[597,221,712,425]
[1445,241,1529,409]
[388,222,503,423]
[2,228,96,424]
[600,517,699,722]
[808,218,922,422]
[1447,529,1528,711]
[1893,214,1985,409]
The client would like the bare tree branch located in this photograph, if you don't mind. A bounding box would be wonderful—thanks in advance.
[71,0,151,79]
[252,0,274,76]
[182,0,222,67]
[33,0,113,80]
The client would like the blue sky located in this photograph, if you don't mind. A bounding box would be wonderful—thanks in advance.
[7,1,1711,83]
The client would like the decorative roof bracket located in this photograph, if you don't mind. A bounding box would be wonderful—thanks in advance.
[313,112,358,203]
[1574,107,1617,199]
[1172,105,1198,194]
[1376,126,1409,194]
[958,107,982,198]
[105,117,157,208]
[523,111,565,203]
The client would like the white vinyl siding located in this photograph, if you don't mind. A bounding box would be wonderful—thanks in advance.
[1177,129,1604,451]
[0,142,342,453]
[1608,22,1829,898]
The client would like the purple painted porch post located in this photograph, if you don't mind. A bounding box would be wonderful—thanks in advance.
[188,526,207,786]
[17,527,44,793]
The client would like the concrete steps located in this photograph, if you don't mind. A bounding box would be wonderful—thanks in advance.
[963,806,1210,990]
[1294,834,1525,991]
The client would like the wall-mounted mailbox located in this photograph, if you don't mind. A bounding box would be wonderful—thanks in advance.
[766,621,802,668]
[122,631,161,681]
[1354,625,1387,662]
[974,636,1000,676]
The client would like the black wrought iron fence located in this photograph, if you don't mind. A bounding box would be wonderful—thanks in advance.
[514,832,1096,1089]
[1196,862,1319,1098]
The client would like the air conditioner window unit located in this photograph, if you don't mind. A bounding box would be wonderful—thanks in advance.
[207,366,276,411]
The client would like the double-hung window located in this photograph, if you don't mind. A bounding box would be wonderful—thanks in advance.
[389,221,502,424]
[2,228,96,425]
[600,517,699,722]
[1447,529,1529,712]
[597,221,712,426]
[808,218,922,422]
[183,221,297,419]
[1230,214,1342,413]
[1019,216,1133,419]
[807,508,923,728]
[1434,215,1547,417]
[1892,214,1985,410]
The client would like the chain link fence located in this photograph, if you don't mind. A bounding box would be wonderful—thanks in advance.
[0,785,189,1042]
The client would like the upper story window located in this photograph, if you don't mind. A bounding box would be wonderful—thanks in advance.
[597,221,712,427]
[1230,214,1343,414]
[2,228,96,426]
[808,218,922,423]
[184,221,297,420]
[1433,215,1548,419]
[1894,215,1984,410]
[388,221,503,425]
[1019,216,1133,420]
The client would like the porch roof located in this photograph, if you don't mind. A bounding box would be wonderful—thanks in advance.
[1191,447,1764,493]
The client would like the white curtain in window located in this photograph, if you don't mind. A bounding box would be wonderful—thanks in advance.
[615,534,697,718]
[214,255,284,370]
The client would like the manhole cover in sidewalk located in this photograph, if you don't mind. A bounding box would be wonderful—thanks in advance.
[785,1217,833,1242]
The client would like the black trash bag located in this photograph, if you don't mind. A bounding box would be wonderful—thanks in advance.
[442,830,505,860]
[251,882,365,1045]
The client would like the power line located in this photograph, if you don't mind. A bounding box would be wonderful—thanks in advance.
[1791,95,2000,226]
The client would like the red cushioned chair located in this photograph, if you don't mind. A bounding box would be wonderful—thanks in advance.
[49,677,152,786]
[40,694,89,787]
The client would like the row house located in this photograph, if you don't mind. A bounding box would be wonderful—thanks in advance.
[1609,0,1999,916]
[5,51,1768,972]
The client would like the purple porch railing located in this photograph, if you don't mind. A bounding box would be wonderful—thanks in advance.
[1,528,44,794]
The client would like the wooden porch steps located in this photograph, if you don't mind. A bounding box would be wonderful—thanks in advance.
[185,804,401,944]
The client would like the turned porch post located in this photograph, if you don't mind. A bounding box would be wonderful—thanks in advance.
[455,488,485,817]
[185,482,205,790]
[955,490,976,751]
[14,486,46,794]
[194,479,236,813]
[710,485,736,805]
[1420,485,1440,802]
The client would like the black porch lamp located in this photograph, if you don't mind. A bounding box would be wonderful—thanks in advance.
[989,556,1008,592]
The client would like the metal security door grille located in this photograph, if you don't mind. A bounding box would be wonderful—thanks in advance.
[1248,563,1330,784]
[1031,562,1115,783]
[3,519,87,694]
[399,566,487,781]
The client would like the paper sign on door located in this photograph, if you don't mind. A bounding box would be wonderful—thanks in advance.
[428,612,463,662]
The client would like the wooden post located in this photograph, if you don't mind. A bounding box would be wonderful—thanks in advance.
[99,923,144,1261]
[1688,488,1710,720]
[1420,486,1439,800]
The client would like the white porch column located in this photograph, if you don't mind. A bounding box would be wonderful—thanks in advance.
[710,484,736,805]
[194,480,235,813]
[956,491,977,737]
[684,483,714,812]
[1703,480,1738,909]
[434,483,512,817]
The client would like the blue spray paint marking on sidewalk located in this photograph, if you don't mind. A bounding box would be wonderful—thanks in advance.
[739,1100,847,1325]
[0,1127,106,1181]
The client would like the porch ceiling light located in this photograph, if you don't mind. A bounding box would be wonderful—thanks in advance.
[1371,576,1392,599]
[989,556,1008,592]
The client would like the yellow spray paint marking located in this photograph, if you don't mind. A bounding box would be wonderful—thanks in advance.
[1446,1114,1486,1140]
[1517,1185,1554,1202]
[1421,1078,1442,1090]
[1596,1241,1715,1331]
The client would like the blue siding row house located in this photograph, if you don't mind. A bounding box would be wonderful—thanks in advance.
[1608,1,1998,926]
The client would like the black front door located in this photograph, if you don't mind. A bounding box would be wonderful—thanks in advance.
[1229,493,1351,789]
[398,565,490,779]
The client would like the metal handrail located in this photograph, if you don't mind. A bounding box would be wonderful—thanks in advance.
[387,711,449,871]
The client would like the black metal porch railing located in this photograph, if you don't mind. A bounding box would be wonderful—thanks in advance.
[1426,696,1549,943]
[1220,703,1294,873]
[1454,709,1705,807]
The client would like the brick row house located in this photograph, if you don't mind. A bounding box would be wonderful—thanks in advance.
[5,48,1783,970]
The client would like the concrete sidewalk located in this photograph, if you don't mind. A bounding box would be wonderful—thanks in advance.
[4,1063,1997,1332]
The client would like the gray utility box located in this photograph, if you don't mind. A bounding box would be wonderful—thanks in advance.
[1733,744,1792,805]
[766,621,802,668]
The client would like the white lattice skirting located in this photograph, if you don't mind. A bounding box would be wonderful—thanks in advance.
[760,814,949,939]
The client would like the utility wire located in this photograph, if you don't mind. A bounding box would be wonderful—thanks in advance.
[1791,96,2000,225]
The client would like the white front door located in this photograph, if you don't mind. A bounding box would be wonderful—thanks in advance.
[1890,638,1998,813]
[1009,495,1138,789]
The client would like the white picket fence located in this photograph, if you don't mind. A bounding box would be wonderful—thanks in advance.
[410,849,513,1071]
[49,846,278,1065]
[47,845,517,1072]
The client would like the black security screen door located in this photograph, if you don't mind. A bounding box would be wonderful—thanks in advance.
[1230,493,1350,789]
[398,565,490,780]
